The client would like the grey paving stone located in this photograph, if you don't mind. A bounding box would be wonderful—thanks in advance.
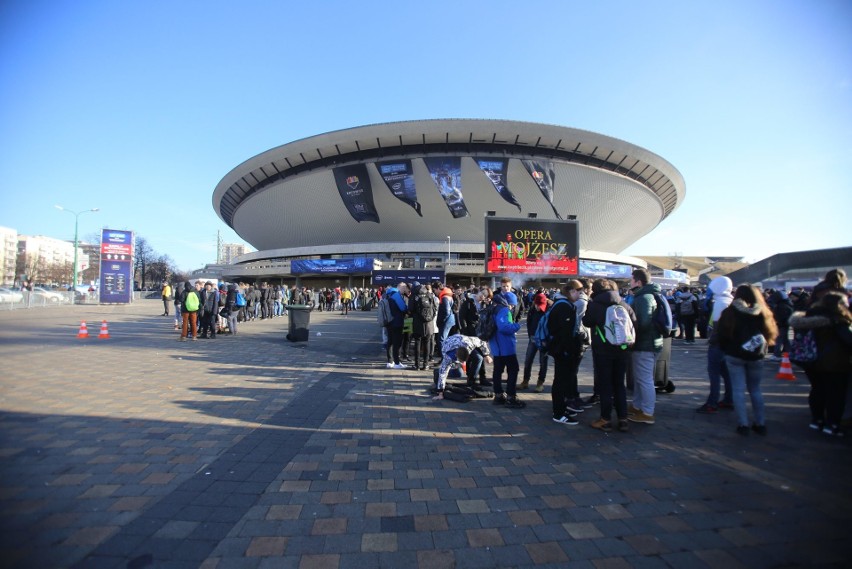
[3,305,852,569]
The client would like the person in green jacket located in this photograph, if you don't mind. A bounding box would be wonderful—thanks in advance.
[628,269,663,424]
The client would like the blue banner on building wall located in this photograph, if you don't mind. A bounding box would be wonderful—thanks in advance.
[99,229,133,304]
[579,260,633,279]
[290,258,374,274]
[371,270,445,286]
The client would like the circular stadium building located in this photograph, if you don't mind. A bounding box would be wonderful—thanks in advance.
[212,119,685,286]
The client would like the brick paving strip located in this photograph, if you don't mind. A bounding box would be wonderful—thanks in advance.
[73,370,359,568]
[2,300,852,569]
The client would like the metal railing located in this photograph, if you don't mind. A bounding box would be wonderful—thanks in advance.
[0,291,142,310]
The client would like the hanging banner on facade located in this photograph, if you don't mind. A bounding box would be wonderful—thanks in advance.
[579,260,633,279]
[98,229,133,304]
[333,164,380,223]
[521,159,561,219]
[372,269,445,286]
[375,160,422,216]
[475,158,521,212]
[423,157,469,218]
[290,258,375,274]
[485,217,579,275]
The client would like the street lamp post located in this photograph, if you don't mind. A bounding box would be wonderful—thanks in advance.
[446,236,451,273]
[55,205,99,289]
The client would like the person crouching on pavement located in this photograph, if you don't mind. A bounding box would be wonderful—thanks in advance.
[433,334,493,400]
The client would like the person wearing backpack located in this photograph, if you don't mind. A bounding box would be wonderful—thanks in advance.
[545,283,584,424]
[520,292,550,392]
[582,279,637,432]
[410,283,438,371]
[384,283,410,369]
[715,284,779,436]
[179,280,201,341]
[221,283,239,335]
[789,292,852,436]
[627,269,664,425]
[198,281,219,339]
[489,291,525,408]
[677,287,699,344]
[457,288,480,336]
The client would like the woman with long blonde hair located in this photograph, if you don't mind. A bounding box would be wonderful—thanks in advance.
[715,284,779,436]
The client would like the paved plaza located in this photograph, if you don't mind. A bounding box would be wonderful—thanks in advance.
[0,300,850,568]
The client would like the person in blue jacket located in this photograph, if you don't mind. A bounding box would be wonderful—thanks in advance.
[489,283,525,408]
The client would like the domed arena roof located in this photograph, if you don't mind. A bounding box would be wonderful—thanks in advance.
[213,119,685,257]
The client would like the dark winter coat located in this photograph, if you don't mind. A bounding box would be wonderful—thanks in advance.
[410,286,437,338]
[716,300,776,361]
[789,310,852,373]
[583,290,636,356]
[547,295,579,358]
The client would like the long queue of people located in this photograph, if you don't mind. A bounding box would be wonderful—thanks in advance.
[160,281,387,340]
[377,268,852,438]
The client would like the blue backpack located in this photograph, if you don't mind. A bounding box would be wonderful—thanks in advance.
[532,299,568,354]
[652,293,674,336]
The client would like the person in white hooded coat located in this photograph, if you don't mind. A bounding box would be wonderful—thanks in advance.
[697,276,735,413]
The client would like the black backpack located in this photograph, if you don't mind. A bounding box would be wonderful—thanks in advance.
[418,292,437,322]
[476,304,498,341]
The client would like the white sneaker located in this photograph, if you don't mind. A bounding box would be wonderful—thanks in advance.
[386,362,394,368]
[392,363,407,369]
[553,415,579,425]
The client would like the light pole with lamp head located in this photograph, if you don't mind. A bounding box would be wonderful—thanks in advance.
[55,205,99,289]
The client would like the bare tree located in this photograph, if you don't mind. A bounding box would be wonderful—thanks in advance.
[146,254,174,285]
[134,236,154,289]
[17,251,47,285]
[45,261,73,287]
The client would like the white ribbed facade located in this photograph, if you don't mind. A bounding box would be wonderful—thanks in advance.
[213,120,685,275]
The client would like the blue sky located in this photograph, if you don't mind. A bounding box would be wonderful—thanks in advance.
[1,0,850,271]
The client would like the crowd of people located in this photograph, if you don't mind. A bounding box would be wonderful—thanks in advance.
[160,281,382,340]
[374,268,851,438]
[160,268,851,438]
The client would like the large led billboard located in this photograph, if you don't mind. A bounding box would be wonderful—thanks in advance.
[485,217,579,275]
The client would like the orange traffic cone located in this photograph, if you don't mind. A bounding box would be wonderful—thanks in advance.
[98,320,110,339]
[775,352,796,381]
[77,321,89,339]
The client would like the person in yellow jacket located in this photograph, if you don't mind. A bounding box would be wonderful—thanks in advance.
[161,281,172,316]
[341,288,353,316]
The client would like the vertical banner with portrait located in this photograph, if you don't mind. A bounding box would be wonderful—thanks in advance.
[475,157,522,212]
[333,164,380,223]
[98,229,134,304]
[423,157,469,218]
[521,159,561,219]
[375,160,422,216]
